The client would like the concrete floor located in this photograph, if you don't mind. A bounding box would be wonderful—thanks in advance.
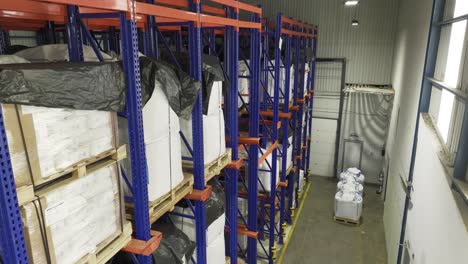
[282,176,387,264]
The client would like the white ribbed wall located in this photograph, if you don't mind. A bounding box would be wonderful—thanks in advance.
[247,0,400,84]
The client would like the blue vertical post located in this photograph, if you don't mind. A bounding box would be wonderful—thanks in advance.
[119,10,152,264]
[247,11,261,264]
[305,27,318,179]
[46,21,57,44]
[294,27,306,207]
[287,23,300,223]
[224,6,239,264]
[267,13,281,264]
[279,19,291,244]
[67,5,84,61]
[260,19,269,150]
[144,0,157,58]
[188,1,207,263]
[175,29,183,52]
[301,29,312,179]
[109,26,120,54]
[0,30,8,54]
[0,110,29,263]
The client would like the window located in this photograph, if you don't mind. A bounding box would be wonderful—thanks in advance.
[427,0,468,182]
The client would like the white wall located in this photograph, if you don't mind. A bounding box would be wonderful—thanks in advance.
[384,0,468,263]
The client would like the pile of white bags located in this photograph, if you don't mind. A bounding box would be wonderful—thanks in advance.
[334,167,365,221]
[180,81,226,165]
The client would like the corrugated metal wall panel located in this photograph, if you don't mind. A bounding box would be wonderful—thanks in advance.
[247,0,399,84]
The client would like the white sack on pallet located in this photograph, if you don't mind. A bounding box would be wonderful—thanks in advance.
[339,170,365,183]
[0,55,115,187]
[299,169,305,193]
[171,209,225,246]
[334,191,363,221]
[190,232,226,264]
[206,234,226,264]
[119,98,183,202]
[266,60,288,104]
[256,147,280,193]
[22,164,122,264]
[238,60,250,108]
[337,179,364,194]
[278,136,293,172]
[180,81,226,165]
[303,63,310,94]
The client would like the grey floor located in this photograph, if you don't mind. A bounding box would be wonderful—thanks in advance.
[282,176,387,264]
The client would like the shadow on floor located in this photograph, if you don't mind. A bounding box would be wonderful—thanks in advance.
[282,176,387,264]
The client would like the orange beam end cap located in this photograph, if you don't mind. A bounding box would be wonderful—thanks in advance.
[122,230,162,256]
[185,185,212,201]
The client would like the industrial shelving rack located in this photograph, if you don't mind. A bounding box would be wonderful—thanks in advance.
[0,1,262,264]
[252,13,317,264]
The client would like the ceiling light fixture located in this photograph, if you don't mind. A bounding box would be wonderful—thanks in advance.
[345,0,360,6]
[351,19,359,26]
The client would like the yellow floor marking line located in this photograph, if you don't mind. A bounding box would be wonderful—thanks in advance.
[277,181,313,264]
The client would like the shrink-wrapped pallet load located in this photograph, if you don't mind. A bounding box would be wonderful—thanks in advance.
[21,163,124,264]
[0,55,116,189]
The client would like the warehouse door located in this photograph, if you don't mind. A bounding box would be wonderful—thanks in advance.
[309,59,345,177]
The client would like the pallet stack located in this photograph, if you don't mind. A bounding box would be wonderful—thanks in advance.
[7,104,131,263]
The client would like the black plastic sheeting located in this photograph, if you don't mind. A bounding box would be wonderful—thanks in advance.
[160,51,226,115]
[151,220,196,264]
[176,178,225,227]
[108,221,195,264]
[139,57,201,119]
[0,58,201,116]
[0,62,126,111]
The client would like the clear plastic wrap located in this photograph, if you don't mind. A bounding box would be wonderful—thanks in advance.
[19,105,115,183]
[21,164,122,264]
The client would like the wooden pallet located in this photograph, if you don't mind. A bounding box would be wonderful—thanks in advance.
[182,148,232,183]
[126,173,194,224]
[17,145,127,206]
[333,216,361,226]
[77,222,132,264]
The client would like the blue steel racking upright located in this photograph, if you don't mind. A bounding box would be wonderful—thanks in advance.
[302,25,319,183]
[0,1,156,263]
[253,14,317,264]
[0,1,263,264]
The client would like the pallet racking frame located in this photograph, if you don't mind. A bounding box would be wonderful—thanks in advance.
[0,1,262,264]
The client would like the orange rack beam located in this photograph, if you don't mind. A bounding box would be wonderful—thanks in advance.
[258,140,278,166]
[260,111,292,119]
